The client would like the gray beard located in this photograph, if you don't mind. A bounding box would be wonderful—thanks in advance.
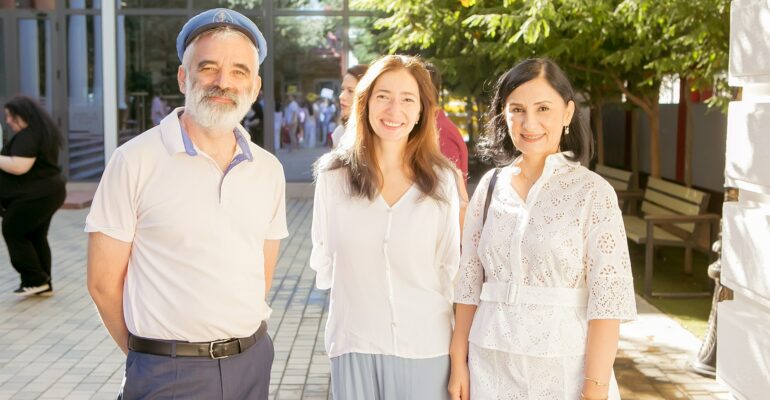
[184,80,252,132]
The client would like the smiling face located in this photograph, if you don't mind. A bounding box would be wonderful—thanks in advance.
[504,76,575,159]
[366,68,422,145]
[178,30,261,131]
[339,73,359,120]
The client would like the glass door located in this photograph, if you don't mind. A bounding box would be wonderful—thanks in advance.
[274,15,344,181]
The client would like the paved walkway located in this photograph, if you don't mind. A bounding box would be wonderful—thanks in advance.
[0,199,731,399]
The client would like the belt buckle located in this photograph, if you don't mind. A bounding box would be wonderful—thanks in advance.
[506,283,518,305]
[209,339,232,359]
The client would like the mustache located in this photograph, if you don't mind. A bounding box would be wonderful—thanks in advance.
[199,85,239,104]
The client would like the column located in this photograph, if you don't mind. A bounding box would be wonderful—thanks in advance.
[68,0,88,105]
[18,19,40,98]
[102,0,118,160]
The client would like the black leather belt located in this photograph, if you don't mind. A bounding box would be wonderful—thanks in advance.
[128,321,267,359]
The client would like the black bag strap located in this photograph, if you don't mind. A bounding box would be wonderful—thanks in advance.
[482,168,501,226]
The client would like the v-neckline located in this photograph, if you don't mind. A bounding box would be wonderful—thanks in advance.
[378,184,416,209]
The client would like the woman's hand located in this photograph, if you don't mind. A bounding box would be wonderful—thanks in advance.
[449,304,477,400]
[448,358,471,400]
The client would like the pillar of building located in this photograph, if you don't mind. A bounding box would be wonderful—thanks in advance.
[68,0,88,105]
[102,0,118,160]
[18,19,40,99]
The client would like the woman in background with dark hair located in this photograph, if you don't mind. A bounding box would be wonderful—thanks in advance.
[331,64,368,147]
[1,96,66,297]
[448,59,636,400]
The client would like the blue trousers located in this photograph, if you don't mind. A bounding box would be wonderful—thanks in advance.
[119,333,274,400]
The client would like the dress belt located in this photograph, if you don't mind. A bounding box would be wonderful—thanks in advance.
[480,282,588,307]
[128,321,268,359]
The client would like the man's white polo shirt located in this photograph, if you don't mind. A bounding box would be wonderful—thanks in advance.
[85,108,289,342]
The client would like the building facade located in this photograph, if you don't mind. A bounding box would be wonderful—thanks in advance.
[0,0,376,180]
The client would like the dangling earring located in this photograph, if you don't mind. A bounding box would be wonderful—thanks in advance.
[564,126,570,135]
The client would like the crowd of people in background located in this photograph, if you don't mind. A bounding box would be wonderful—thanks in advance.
[272,89,340,151]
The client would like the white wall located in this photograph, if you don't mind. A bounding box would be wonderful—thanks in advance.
[600,103,727,192]
[717,1,770,398]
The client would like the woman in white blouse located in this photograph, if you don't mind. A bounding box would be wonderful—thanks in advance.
[310,55,463,399]
[448,58,637,400]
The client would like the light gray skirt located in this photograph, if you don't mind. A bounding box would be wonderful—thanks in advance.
[330,353,450,400]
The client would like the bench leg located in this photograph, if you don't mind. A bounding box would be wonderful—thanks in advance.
[644,242,654,298]
[684,246,693,275]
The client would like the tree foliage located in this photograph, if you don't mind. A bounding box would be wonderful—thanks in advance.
[356,0,730,177]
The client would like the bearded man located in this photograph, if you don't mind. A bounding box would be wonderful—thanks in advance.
[85,9,287,400]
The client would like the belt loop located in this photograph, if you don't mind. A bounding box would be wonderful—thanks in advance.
[171,342,177,358]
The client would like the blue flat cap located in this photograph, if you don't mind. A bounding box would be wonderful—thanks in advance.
[176,8,267,64]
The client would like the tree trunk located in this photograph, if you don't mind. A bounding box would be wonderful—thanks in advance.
[592,105,605,165]
[474,96,484,139]
[676,78,688,182]
[684,87,695,187]
[630,109,640,189]
[647,103,662,178]
[465,96,475,145]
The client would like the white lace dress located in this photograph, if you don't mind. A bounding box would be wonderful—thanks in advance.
[455,152,637,400]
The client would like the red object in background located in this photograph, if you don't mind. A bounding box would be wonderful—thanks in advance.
[436,110,469,179]
[690,90,701,103]
[688,86,714,103]
[701,87,713,102]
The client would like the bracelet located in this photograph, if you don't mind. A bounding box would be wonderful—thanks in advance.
[583,376,608,387]
[580,394,608,400]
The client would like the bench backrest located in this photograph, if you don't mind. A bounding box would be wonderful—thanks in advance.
[641,177,710,233]
[595,164,633,191]
[595,164,633,212]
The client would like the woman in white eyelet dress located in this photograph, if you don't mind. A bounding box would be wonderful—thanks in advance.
[447,58,636,400]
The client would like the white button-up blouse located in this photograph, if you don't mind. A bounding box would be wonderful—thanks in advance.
[310,168,461,359]
[455,152,637,357]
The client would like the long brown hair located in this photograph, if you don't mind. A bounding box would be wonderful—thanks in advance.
[315,55,455,201]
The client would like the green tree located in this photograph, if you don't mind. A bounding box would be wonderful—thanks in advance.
[360,0,730,177]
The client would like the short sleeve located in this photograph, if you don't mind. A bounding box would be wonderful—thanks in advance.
[584,180,637,321]
[453,169,495,305]
[309,171,333,289]
[265,162,289,240]
[8,129,41,158]
[84,150,137,243]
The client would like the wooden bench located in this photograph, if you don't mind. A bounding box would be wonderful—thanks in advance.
[619,177,720,298]
[595,164,641,213]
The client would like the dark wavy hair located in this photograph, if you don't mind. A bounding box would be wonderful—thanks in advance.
[477,58,593,166]
[315,55,455,201]
[4,96,62,155]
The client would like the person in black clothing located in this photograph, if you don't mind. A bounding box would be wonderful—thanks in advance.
[1,96,66,297]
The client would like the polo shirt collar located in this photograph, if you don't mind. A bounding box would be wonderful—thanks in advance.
[160,107,254,162]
